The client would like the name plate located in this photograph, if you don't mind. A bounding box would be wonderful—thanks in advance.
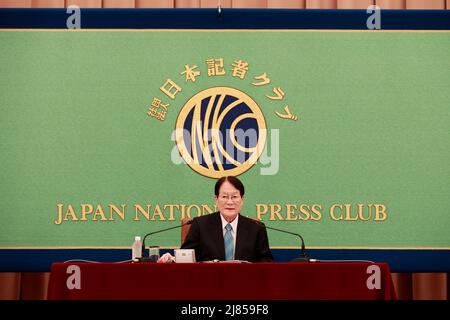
[174,249,196,263]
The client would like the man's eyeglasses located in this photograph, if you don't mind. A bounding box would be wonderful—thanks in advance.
[217,194,242,203]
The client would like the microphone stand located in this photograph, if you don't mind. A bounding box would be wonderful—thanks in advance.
[262,224,310,262]
[140,220,192,263]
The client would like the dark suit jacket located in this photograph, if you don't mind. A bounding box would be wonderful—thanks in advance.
[181,212,273,262]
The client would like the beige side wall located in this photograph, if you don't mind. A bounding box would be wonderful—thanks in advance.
[337,0,374,9]
[376,0,406,9]
[406,0,445,9]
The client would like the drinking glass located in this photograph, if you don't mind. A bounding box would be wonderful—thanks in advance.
[148,245,160,262]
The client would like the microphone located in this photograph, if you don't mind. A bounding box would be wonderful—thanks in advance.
[253,219,310,262]
[140,219,193,263]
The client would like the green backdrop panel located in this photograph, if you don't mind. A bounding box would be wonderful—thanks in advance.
[0,30,449,249]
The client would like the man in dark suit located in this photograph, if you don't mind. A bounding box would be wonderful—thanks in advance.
[158,176,273,263]
[181,211,273,262]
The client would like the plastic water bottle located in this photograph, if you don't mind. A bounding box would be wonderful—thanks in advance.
[132,236,142,261]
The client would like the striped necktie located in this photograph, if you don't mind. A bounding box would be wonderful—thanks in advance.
[224,223,234,261]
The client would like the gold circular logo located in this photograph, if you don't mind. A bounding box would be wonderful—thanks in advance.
[175,87,267,179]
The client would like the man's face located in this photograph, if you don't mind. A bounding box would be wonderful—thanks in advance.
[215,180,244,223]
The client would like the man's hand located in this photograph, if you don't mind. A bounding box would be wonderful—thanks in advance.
[157,252,175,263]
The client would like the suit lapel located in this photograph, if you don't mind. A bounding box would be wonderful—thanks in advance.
[235,215,248,260]
[212,212,225,260]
